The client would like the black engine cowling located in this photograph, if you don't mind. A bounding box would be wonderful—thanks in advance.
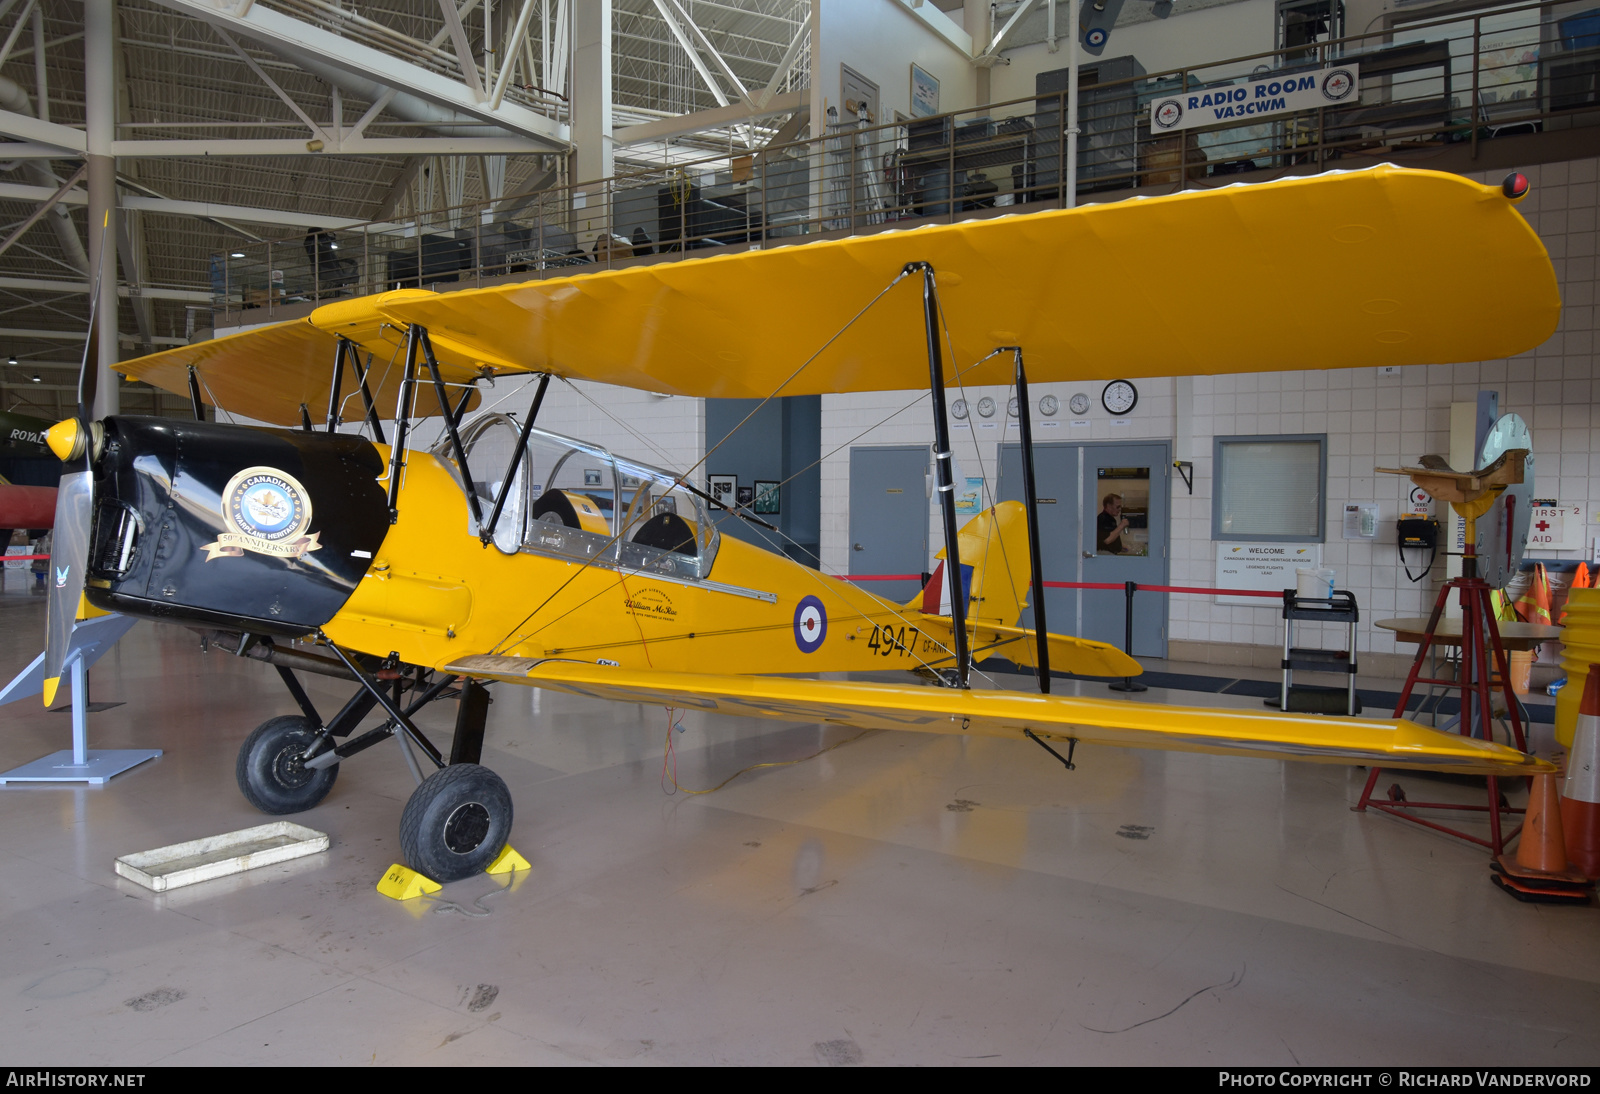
[85,416,390,635]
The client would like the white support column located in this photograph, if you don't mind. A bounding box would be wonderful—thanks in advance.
[571,0,610,184]
[86,0,117,416]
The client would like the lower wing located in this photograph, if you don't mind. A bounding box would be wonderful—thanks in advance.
[444,656,1550,777]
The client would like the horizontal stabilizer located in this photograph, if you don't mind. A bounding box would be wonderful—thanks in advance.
[444,657,1552,777]
[910,613,1140,679]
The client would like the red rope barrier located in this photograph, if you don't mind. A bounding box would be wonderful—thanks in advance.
[842,573,1282,598]
[1043,581,1281,598]
[3,554,48,562]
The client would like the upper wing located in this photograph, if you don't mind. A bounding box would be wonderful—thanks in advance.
[372,165,1558,396]
[120,166,1557,411]
[119,292,480,427]
[445,656,1552,777]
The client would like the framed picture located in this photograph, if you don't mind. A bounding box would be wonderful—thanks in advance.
[736,486,755,507]
[910,63,939,118]
[583,468,603,487]
[753,480,781,515]
[708,474,737,510]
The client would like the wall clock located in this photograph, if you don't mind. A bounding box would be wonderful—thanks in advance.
[1101,380,1137,416]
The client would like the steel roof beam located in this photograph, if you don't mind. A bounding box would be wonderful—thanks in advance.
[109,136,552,157]
[144,0,568,151]
[0,182,400,231]
[614,89,803,146]
[0,276,210,303]
[0,108,83,152]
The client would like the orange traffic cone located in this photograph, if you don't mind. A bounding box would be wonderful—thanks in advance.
[1492,772,1593,903]
[1560,667,1600,878]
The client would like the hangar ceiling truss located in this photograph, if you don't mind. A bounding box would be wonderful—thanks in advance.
[0,0,811,414]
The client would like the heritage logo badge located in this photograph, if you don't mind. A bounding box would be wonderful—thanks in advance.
[202,466,322,561]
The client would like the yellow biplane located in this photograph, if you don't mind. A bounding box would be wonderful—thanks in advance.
[24,165,1560,882]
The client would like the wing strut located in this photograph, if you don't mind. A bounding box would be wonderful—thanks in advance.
[186,365,204,420]
[346,341,385,444]
[417,326,484,530]
[481,372,549,547]
[386,324,421,521]
[1011,346,1051,693]
[325,338,346,432]
[909,261,970,688]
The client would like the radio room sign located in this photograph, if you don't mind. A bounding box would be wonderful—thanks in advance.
[1150,64,1359,133]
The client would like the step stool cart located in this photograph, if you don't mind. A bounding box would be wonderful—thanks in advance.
[1276,589,1361,716]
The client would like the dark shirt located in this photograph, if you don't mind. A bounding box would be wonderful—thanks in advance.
[1097,511,1122,554]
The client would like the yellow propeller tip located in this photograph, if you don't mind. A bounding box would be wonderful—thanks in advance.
[45,419,82,462]
[42,677,58,707]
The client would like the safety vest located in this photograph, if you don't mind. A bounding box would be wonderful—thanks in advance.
[1515,563,1553,626]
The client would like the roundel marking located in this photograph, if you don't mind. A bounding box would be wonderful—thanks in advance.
[794,595,827,654]
[1085,26,1108,48]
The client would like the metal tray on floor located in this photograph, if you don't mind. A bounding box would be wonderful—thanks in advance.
[115,821,329,892]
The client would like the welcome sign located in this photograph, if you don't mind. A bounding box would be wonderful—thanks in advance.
[1149,64,1359,133]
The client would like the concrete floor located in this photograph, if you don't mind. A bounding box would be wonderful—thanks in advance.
[1,570,1597,1066]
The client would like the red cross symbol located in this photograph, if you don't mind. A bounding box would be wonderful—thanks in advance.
[1536,520,1550,532]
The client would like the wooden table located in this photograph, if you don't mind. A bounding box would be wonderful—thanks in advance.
[1376,617,1562,650]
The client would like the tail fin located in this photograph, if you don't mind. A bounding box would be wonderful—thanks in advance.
[903,501,1032,626]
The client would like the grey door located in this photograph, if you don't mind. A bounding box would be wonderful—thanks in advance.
[998,441,1170,662]
[849,446,928,604]
[997,443,1080,654]
[1080,444,1169,657]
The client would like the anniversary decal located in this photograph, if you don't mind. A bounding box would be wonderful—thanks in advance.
[201,466,323,561]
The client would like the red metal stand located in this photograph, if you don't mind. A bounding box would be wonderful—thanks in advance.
[1353,546,1528,854]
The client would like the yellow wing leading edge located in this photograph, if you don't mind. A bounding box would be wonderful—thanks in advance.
[445,658,1552,778]
[121,166,1559,421]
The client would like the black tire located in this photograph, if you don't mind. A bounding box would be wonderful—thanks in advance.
[399,763,512,883]
[235,715,338,815]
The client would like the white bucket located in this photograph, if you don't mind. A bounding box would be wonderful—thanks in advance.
[1296,567,1336,599]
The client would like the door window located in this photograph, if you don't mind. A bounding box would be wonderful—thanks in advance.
[1094,467,1151,556]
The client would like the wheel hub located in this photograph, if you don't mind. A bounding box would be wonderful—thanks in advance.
[272,743,315,789]
[443,801,491,854]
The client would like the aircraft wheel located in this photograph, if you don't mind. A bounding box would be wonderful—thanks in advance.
[399,763,513,883]
[236,715,338,815]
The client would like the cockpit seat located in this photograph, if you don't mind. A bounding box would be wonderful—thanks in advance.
[630,511,697,556]
[531,489,610,535]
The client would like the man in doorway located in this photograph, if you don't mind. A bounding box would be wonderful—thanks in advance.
[1098,493,1129,554]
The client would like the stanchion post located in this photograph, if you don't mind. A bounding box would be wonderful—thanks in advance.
[1108,580,1147,693]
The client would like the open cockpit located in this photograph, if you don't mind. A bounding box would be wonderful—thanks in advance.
[436,414,721,583]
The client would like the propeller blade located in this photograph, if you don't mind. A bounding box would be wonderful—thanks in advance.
[77,213,109,423]
[41,470,93,707]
